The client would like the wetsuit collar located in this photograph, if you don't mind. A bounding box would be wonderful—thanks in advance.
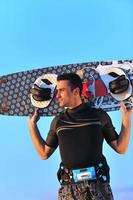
[67,102,86,114]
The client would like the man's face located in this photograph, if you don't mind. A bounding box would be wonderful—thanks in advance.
[55,80,76,108]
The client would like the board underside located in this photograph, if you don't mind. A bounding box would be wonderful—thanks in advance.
[0,60,133,116]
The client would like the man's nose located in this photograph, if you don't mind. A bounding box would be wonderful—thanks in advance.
[55,91,61,99]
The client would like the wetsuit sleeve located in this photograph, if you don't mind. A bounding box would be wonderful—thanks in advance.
[100,110,119,143]
[45,117,59,149]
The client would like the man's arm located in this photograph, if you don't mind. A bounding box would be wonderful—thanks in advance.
[28,108,56,159]
[109,102,133,154]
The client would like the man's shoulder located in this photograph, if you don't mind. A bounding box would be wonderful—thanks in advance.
[83,102,110,120]
[84,102,105,113]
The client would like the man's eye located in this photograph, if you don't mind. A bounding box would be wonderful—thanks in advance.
[55,89,64,94]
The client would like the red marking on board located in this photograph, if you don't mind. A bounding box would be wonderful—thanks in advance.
[95,80,109,96]
[82,80,109,99]
[82,80,92,99]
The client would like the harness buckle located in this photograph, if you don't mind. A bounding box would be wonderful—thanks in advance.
[72,167,96,182]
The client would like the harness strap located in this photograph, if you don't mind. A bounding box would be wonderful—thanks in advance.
[57,162,108,185]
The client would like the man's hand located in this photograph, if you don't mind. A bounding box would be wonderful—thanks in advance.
[28,108,40,124]
[120,102,133,125]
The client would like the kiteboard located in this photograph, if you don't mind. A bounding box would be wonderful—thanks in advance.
[0,60,133,116]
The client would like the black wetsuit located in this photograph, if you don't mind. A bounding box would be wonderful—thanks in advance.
[46,103,118,172]
[46,103,118,199]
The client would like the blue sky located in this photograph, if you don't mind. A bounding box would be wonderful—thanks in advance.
[0,0,133,200]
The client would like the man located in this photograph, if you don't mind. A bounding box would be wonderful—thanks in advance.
[28,73,132,200]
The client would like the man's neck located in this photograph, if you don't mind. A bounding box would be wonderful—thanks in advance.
[67,100,83,110]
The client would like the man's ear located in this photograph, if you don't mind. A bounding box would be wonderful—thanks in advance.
[73,87,80,96]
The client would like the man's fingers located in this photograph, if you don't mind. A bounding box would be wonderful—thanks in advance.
[34,107,40,114]
[120,101,133,116]
[120,102,126,112]
[28,107,40,121]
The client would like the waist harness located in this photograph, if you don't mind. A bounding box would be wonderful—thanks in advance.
[57,162,108,185]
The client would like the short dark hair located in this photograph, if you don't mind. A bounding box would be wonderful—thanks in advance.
[57,73,83,95]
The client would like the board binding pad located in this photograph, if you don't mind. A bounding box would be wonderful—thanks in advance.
[0,60,133,116]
